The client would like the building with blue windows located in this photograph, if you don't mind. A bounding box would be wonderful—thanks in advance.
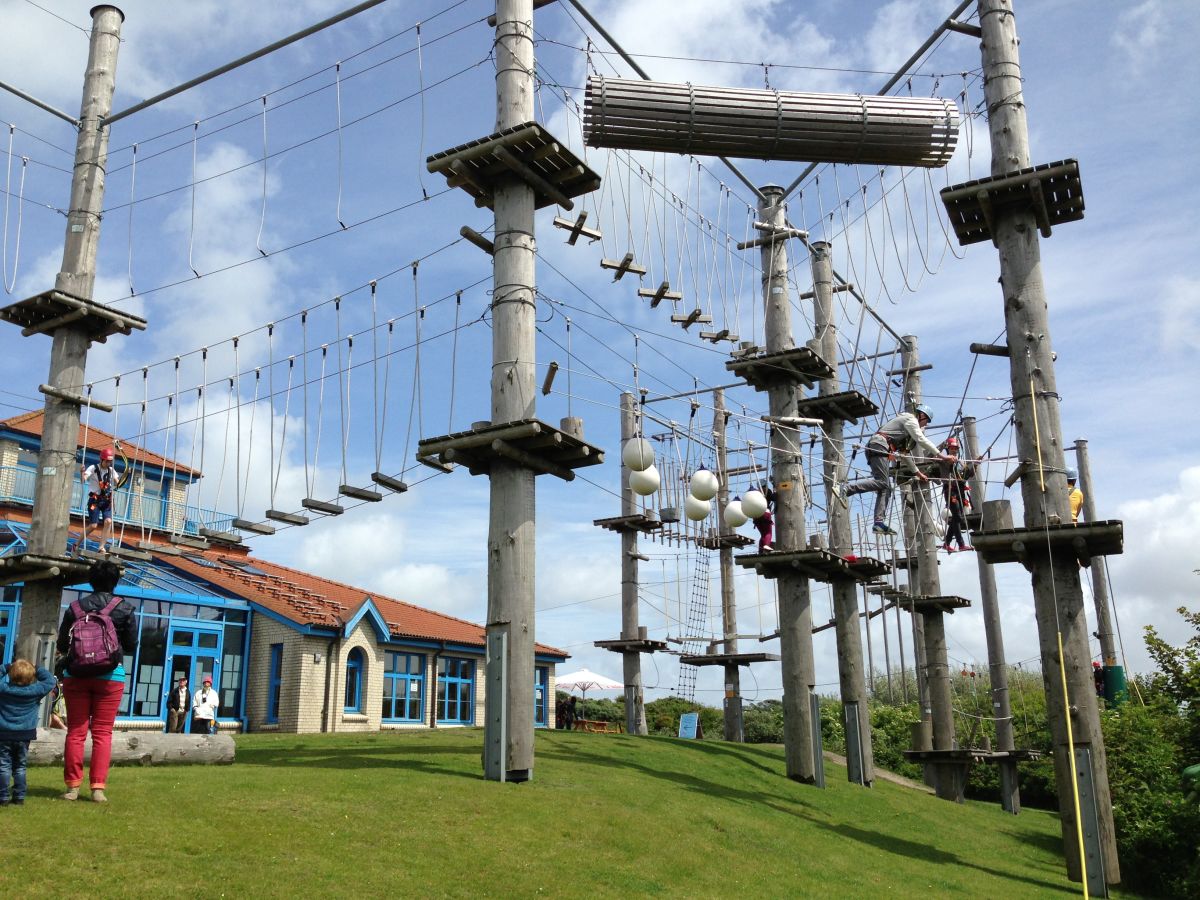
[0,412,566,733]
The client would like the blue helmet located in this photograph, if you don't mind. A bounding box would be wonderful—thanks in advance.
[914,403,933,423]
[1066,468,1078,481]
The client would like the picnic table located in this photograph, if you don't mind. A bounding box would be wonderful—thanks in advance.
[573,719,623,734]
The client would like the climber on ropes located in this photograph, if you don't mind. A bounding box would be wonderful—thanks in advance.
[1067,468,1083,524]
[939,435,975,553]
[78,443,130,555]
[840,404,955,536]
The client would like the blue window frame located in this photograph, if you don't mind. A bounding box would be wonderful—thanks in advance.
[534,666,548,727]
[344,647,365,713]
[436,657,474,725]
[382,651,425,723]
[267,644,283,724]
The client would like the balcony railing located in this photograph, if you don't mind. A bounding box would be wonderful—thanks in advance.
[0,466,235,538]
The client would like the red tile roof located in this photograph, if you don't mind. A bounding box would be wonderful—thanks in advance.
[0,411,199,479]
[161,546,568,657]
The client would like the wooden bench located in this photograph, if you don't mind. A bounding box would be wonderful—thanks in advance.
[573,719,623,734]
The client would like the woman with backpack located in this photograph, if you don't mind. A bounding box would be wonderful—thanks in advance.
[55,560,137,803]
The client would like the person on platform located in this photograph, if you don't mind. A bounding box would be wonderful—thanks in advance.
[1067,468,1084,524]
[0,659,57,806]
[166,677,189,733]
[939,436,976,553]
[79,443,130,555]
[843,405,955,536]
[1092,661,1107,698]
[191,676,220,735]
[753,483,776,553]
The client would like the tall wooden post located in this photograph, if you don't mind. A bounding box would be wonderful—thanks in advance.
[963,415,1019,812]
[977,0,1118,879]
[1074,439,1116,667]
[811,241,873,785]
[485,0,537,781]
[713,389,743,742]
[619,393,648,736]
[16,6,125,662]
[759,185,817,782]
[901,336,956,800]
[899,346,930,749]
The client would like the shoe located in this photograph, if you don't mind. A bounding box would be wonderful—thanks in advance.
[959,545,973,552]
[942,544,954,553]
[760,544,774,553]
[830,481,848,509]
[872,522,896,536]
[61,788,79,801]
[11,799,23,806]
[91,789,107,803]
[0,799,8,806]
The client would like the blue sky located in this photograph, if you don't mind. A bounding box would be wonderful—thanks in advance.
[2,0,1197,706]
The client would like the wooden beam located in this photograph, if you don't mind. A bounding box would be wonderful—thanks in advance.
[459,225,495,255]
[493,145,573,211]
[38,384,114,412]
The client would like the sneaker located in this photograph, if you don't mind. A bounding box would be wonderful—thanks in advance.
[872,522,896,536]
[0,799,9,806]
[760,544,774,553]
[829,481,849,509]
[11,799,23,806]
[91,789,108,803]
[942,544,954,553]
[61,788,79,801]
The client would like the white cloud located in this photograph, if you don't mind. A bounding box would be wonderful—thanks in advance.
[1113,1,1166,63]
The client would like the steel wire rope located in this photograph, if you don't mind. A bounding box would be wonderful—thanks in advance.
[256,98,269,256]
[334,62,349,230]
[0,149,26,294]
[186,123,202,278]
[338,313,355,490]
[125,144,137,293]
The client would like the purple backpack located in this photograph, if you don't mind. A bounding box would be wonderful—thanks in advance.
[67,594,124,677]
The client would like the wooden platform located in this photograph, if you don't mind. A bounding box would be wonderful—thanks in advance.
[0,289,148,343]
[725,346,833,391]
[846,555,891,579]
[940,158,1084,246]
[594,638,669,653]
[736,548,885,582]
[971,519,1123,567]
[426,122,601,211]
[418,419,604,481]
[696,532,755,551]
[793,390,879,424]
[899,594,971,614]
[593,513,662,534]
[679,651,781,667]
[0,552,94,587]
[904,748,1043,763]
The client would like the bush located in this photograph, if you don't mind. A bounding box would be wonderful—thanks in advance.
[743,699,784,744]
[643,696,722,738]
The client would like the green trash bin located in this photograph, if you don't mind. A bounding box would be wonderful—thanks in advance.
[1103,665,1128,706]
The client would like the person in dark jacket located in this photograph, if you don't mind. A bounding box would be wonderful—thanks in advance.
[166,676,189,733]
[55,560,137,803]
[0,659,57,805]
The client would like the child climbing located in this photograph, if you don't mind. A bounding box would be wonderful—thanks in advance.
[939,436,975,553]
[841,405,955,536]
[78,443,130,556]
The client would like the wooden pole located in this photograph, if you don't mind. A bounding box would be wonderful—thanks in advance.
[963,415,1020,813]
[901,336,956,801]
[620,392,648,736]
[484,0,537,782]
[16,6,124,663]
[1074,439,1116,667]
[713,388,743,742]
[811,240,873,785]
[976,0,1118,880]
[759,185,817,783]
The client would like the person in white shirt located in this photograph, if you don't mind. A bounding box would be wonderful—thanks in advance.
[79,443,129,555]
[191,676,219,735]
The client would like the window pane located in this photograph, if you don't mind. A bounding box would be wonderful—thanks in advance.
[197,632,219,649]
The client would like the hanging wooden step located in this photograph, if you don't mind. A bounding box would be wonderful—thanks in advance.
[265,509,310,527]
[940,158,1084,247]
[339,484,383,502]
[426,122,601,211]
[898,594,971,614]
[601,253,647,280]
[417,418,604,482]
[168,534,210,551]
[636,281,682,308]
[726,346,834,391]
[198,528,245,547]
[671,309,712,330]
[736,547,886,582]
[232,518,276,536]
[301,498,345,516]
[699,329,738,344]
[593,512,662,534]
[679,651,782,667]
[553,211,602,244]
[0,289,148,343]
[696,532,754,551]
[137,541,183,556]
[370,472,409,493]
[108,545,153,562]
[594,637,670,653]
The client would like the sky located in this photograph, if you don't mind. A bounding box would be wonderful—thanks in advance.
[1,0,1197,709]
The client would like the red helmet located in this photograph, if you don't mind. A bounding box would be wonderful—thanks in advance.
[1092,661,1101,668]
[945,436,959,450]
[100,447,115,461]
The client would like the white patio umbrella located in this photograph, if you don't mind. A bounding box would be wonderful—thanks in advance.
[556,667,623,719]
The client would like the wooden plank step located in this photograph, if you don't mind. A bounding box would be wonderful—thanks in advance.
[370,472,409,493]
[232,518,276,536]
[265,509,310,527]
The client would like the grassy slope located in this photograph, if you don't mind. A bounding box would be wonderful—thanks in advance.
[3,730,1116,898]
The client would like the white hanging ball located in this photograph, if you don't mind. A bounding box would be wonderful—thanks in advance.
[741,489,768,519]
[629,464,660,496]
[689,467,719,501]
[723,499,748,528]
[684,494,711,522]
[621,438,655,472]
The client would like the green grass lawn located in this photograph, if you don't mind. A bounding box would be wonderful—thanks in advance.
[4,729,1115,898]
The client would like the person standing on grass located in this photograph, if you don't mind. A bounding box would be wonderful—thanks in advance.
[56,559,138,803]
[191,676,219,735]
[0,659,57,807]
[166,676,189,733]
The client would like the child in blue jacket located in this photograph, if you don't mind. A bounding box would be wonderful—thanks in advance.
[0,659,57,805]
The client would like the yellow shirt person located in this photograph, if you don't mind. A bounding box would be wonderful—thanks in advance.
[1067,469,1083,523]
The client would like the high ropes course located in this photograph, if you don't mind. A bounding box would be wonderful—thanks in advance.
[0,0,1124,891]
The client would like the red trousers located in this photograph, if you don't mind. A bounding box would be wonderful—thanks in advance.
[63,677,126,789]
